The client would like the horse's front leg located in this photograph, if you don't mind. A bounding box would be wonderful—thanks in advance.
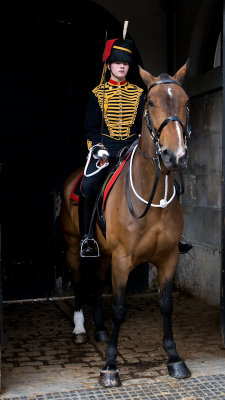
[92,261,110,342]
[158,258,191,379]
[99,254,130,387]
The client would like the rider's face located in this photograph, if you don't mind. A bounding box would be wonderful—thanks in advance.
[108,62,129,82]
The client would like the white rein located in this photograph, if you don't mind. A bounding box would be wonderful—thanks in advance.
[129,144,176,209]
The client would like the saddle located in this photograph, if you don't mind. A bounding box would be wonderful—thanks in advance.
[70,149,132,238]
[69,144,184,241]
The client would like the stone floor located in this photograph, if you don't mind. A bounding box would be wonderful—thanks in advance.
[1,290,225,398]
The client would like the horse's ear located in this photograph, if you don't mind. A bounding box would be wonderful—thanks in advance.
[173,58,190,84]
[139,65,155,88]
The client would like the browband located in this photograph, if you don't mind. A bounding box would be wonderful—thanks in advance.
[148,79,182,92]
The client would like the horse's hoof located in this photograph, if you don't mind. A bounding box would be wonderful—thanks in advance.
[99,369,121,387]
[167,361,191,379]
[72,332,88,344]
[94,330,110,342]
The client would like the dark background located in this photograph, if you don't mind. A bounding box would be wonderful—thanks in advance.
[0,0,148,300]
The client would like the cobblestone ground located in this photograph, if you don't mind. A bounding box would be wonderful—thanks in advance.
[1,290,225,398]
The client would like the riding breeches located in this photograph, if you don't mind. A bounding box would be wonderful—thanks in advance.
[80,157,116,199]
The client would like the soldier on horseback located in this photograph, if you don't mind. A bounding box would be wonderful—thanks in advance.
[79,23,192,257]
[79,26,145,257]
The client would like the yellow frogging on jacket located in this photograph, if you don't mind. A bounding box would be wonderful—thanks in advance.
[93,82,143,141]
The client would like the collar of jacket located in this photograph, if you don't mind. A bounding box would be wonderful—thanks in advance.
[108,79,127,86]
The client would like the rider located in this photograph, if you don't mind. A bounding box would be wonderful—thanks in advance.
[79,26,192,257]
[79,28,145,257]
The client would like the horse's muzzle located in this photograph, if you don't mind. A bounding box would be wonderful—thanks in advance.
[161,147,188,170]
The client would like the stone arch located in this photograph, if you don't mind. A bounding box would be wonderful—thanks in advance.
[188,0,221,77]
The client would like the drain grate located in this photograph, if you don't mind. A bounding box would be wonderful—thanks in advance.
[3,374,225,400]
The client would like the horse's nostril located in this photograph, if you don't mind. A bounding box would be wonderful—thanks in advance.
[162,148,172,161]
[179,149,188,163]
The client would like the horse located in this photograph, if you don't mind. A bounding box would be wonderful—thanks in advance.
[60,61,192,387]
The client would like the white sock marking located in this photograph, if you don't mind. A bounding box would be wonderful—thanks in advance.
[73,310,86,334]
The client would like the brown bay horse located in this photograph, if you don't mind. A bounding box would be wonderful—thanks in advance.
[60,62,191,387]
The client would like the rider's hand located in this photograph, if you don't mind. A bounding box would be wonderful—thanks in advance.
[91,144,110,162]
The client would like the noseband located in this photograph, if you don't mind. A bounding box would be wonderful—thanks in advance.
[145,79,191,155]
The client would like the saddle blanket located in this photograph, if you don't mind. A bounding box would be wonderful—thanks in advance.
[70,156,130,208]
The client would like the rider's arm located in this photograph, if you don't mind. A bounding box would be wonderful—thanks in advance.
[136,91,145,135]
[84,93,102,150]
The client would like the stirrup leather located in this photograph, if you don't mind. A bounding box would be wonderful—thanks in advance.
[80,237,100,258]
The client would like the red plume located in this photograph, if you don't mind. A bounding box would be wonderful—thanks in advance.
[102,38,119,62]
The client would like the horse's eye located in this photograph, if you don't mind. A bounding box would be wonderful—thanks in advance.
[148,100,154,107]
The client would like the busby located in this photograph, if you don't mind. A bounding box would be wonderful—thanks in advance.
[103,38,133,64]
[100,21,132,84]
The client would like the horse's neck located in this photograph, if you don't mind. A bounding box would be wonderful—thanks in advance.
[136,126,175,197]
[138,127,156,161]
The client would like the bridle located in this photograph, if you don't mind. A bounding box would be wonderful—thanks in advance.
[144,79,191,156]
[126,78,191,219]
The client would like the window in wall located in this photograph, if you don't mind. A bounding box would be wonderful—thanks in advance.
[214,31,221,68]
[201,0,222,73]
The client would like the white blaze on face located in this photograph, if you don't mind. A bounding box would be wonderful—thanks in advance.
[167,87,186,162]
[168,87,173,98]
[73,310,86,334]
[175,121,186,162]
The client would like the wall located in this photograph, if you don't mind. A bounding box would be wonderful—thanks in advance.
[173,0,222,306]
[176,90,222,305]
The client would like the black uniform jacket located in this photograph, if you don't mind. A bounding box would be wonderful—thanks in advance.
[84,79,145,159]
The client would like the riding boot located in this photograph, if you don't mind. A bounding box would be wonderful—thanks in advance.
[178,241,193,254]
[79,194,100,257]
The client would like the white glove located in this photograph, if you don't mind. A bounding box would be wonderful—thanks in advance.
[91,144,110,162]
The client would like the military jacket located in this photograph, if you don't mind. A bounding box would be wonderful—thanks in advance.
[84,79,145,158]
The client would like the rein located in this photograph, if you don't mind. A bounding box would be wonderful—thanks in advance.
[126,78,190,219]
[126,145,176,218]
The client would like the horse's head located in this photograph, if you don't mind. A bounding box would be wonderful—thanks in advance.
[139,61,191,170]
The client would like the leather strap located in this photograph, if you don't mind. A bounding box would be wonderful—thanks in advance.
[126,161,161,219]
[148,79,182,92]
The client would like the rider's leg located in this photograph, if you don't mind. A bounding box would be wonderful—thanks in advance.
[79,193,99,257]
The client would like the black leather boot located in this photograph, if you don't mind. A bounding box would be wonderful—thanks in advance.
[178,241,193,254]
[79,194,99,257]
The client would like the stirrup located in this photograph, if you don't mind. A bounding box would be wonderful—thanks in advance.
[80,237,100,258]
[179,235,193,254]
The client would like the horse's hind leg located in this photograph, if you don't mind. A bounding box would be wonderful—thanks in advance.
[65,241,87,344]
[72,278,88,344]
[158,263,191,379]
